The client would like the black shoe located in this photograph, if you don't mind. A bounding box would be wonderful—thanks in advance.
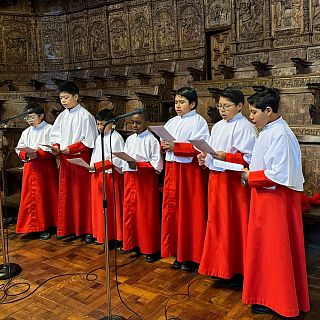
[172,259,182,269]
[251,304,275,314]
[120,246,140,254]
[56,233,75,240]
[39,232,51,240]
[84,234,95,244]
[146,252,161,263]
[229,273,243,288]
[181,261,199,272]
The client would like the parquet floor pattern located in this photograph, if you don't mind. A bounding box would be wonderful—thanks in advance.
[1,225,319,320]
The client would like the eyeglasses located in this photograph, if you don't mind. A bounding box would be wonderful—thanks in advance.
[217,104,236,110]
[24,115,39,121]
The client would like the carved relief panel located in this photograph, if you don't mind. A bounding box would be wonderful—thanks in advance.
[38,16,65,63]
[88,10,109,60]
[209,30,231,79]
[1,16,35,65]
[177,0,204,50]
[129,5,153,58]
[152,0,178,53]
[108,9,130,60]
[69,13,89,61]
[236,0,264,44]
[205,0,231,29]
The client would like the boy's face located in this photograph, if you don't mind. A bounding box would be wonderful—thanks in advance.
[175,95,195,116]
[24,113,43,127]
[59,91,79,109]
[96,120,113,134]
[218,96,242,121]
[131,114,147,134]
[249,104,271,129]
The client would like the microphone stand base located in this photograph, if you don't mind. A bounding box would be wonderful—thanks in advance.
[0,263,22,280]
[100,316,126,320]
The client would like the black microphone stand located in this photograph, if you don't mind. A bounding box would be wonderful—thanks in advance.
[0,115,24,280]
[99,118,125,320]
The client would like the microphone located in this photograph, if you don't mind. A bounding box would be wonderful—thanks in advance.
[109,108,144,123]
[0,108,36,124]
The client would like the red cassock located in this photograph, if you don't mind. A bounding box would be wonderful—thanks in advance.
[161,143,208,263]
[90,161,123,243]
[55,142,93,236]
[199,153,250,278]
[16,149,58,233]
[122,162,160,254]
[242,171,310,317]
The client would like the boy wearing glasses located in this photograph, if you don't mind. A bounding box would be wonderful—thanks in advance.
[198,87,257,286]
[15,102,58,240]
[241,88,309,317]
[50,81,97,242]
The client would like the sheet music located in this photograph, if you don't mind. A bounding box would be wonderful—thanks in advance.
[212,159,244,172]
[188,139,216,155]
[67,158,91,169]
[15,147,37,153]
[112,151,137,162]
[39,144,59,150]
[148,126,176,142]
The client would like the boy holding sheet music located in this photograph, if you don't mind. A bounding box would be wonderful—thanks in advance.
[15,102,58,240]
[159,87,209,272]
[50,81,98,243]
[88,109,125,246]
[197,87,257,285]
[120,109,163,262]
[241,88,309,316]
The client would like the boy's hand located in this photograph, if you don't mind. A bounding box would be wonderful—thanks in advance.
[27,151,37,160]
[162,141,174,152]
[88,165,95,173]
[213,151,226,161]
[61,147,70,155]
[128,161,137,170]
[51,146,61,156]
[197,152,207,166]
[241,168,250,185]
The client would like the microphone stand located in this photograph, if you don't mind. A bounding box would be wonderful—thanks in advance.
[100,118,125,320]
[0,116,24,280]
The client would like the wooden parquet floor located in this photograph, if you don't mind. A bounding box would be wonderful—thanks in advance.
[1,223,320,320]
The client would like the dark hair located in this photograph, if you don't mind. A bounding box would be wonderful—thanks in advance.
[57,81,79,95]
[247,87,280,112]
[176,87,198,108]
[95,108,114,122]
[25,102,44,115]
[220,87,244,105]
[135,107,149,122]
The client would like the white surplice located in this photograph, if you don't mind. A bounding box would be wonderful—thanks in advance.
[122,130,163,172]
[205,113,258,171]
[90,130,125,171]
[249,117,304,191]
[164,110,209,163]
[16,121,52,154]
[50,104,98,149]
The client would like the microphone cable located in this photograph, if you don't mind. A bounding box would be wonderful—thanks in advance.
[108,126,144,320]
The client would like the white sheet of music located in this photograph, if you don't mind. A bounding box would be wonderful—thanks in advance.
[112,151,137,162]
[188,139,216,155]
[148,126,176,142]
[212,159,244,172]
[15,147,36,153]
[67,158,91,169]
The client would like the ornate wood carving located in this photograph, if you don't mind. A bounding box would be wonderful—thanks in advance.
[178,1,204,50]
[205,0,231,29]
[109,11,130,60]
[153,1,178,53]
